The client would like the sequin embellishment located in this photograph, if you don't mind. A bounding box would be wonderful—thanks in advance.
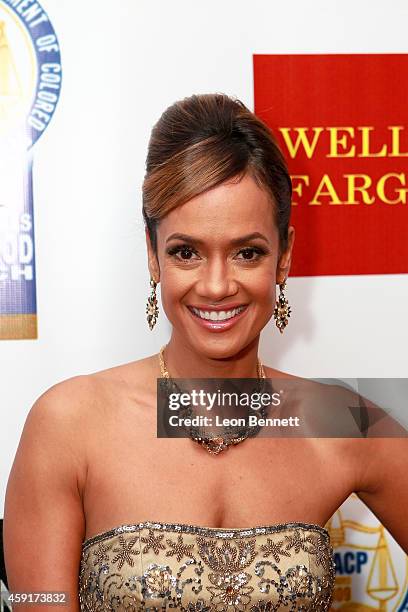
[79,521,336,611]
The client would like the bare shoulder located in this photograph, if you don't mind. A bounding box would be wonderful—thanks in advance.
[28,374,93,430]
[28,372,108,432]
[262,365,372,456]
[263,365,378,426]
[263,368,408,487]
[19,375,101,489]
[20,350,153,441]
[263,364,300,380]
[85,353,160,398]
[26,353,161,437]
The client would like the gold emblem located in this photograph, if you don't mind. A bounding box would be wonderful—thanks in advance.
[0,8,35,135]
[327,495,408,610]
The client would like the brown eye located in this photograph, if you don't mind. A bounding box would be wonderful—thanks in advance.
[166,244,199,261]
[236,247,266,261]
[179,248,194,260]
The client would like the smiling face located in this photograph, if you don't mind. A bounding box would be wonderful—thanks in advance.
[146,171,295,360]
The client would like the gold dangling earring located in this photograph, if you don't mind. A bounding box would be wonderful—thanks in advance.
[273,280,291,334]
[146,277,159,330]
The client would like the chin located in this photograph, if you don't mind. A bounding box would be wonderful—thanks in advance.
[183,333,258,360]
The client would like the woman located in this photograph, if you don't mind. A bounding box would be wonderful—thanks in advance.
[3,93,408,611]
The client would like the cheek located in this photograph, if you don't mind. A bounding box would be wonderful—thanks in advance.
[248,271,277,303]
[159,272,190,313]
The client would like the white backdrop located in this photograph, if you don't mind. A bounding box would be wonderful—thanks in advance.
[1,0,407,599]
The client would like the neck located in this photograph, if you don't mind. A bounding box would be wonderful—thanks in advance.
[160,332,262,379]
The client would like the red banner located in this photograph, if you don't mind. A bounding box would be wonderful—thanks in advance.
[254,54,408,276]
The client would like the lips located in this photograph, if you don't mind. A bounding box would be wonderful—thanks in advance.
[190,305,246,321]
[186,304,249,332]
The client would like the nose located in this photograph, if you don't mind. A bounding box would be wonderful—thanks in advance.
[194,256,239,301]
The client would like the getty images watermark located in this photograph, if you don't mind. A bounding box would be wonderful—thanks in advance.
[156,378,408,439]
[166,386,300,428]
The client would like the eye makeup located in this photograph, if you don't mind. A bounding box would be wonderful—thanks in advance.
[165,243,268,263]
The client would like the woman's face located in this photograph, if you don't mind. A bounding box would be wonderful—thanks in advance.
[146,171,295,359]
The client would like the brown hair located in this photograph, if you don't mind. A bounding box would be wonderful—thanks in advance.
[142,93,292,255]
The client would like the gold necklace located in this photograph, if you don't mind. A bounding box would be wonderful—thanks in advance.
[158,344,266,455]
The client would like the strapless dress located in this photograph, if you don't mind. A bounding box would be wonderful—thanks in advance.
[79,520,336,611]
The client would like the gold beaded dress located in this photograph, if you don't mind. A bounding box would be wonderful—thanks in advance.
[79,520,335,611]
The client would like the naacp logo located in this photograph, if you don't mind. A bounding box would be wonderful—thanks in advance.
[0,0,61,148]
[328,495,408,611]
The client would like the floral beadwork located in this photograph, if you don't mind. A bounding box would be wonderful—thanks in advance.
[79,520,336,611]
[166,534,195,562]
[111,534,140,569]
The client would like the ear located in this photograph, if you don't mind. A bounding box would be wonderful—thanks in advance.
[276,226,295,284]
[145,227,160,283]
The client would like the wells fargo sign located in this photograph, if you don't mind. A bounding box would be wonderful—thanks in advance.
[253,54,408,276]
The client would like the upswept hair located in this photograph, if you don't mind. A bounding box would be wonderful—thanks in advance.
[142,93,292,254]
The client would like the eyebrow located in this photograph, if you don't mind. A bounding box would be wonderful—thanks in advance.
[165,232,270,246]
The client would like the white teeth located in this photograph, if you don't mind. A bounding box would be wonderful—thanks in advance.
[191,306,245,321]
